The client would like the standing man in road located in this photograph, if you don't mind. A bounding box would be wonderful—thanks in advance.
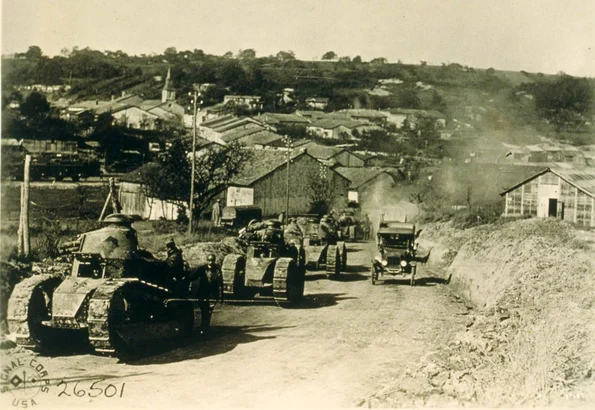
[212,199,222,227]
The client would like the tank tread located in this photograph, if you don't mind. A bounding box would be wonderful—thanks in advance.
[273,257,304,305]
[326,245,340,278]
[7,274,60,348]
[222,254,244,296]
[87,279,135,355]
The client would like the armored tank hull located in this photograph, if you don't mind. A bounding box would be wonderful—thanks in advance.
[6,214,206,356]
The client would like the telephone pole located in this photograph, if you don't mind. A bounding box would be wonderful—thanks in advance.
[188,84,201,233]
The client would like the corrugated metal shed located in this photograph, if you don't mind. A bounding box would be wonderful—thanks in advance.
[500,165,595,198]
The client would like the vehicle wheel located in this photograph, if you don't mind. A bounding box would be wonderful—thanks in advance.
[341,244,347,270]
[410,266,416,287]
[371,269,377,285]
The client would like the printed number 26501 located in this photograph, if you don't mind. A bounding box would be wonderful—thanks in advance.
[57,379,125,398]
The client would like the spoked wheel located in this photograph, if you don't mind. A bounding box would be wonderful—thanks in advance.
[341,245,347,270]
[371,269,378,285]
[410,266,417,287]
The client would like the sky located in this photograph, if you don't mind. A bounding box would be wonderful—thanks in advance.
[2,0,594,77]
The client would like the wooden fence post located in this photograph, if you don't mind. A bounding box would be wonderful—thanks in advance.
[18,155,31,257]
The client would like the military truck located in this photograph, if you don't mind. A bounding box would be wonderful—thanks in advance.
[221,205,262,228]
[222,220,305,304]
[7,214,215,355]
[371,221,419,286]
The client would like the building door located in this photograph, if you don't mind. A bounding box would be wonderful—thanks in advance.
[548,198,558,217]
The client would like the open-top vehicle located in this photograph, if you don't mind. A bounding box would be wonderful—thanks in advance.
[372,221,419,286]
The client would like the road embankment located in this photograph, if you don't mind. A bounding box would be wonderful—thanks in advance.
[380,218,595,407]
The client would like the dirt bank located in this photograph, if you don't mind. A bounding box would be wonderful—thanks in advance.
[380,218,595,407]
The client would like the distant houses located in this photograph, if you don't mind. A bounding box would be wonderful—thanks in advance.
[223,95,263,112]
[382,108,446,129]
[305,97,329,110]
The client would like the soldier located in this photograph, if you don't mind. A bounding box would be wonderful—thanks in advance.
[165,239,185,290]
[212,199,222,227]
[284,217,303,242]
[319,215,332,241]
[363,214,372,241]
[186,254,222,330]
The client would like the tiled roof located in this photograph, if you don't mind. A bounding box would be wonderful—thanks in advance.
[254,113,310,125]
[300,142,345,160]
[236,130,283,146]
[386,108,446,118]
[334,166,392,189]
[308,118,366,130]
[340,109,387,119]
[231,149,305,186]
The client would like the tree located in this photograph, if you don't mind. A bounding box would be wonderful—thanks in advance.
[237,49,256,59]
[307,164,337,215]
[24,45,42,59]
[19,92,50,121]
[163,47,178,57]
[322,51,337,60]
[276,50,296,61]
[352,56,362,64]
[370,57,387,65]
[338,56,351,63]
[534,74,593,131]
[140,140,253,220]
[223,51,233,59]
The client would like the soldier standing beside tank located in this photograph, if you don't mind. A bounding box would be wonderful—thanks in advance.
[212,199,222,227]
[188,254,222,330]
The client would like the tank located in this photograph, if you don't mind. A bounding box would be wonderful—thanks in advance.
[296,216,347,278]
[222,220,305,304]
[7,214,209,355]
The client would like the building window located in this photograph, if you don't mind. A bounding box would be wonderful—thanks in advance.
[540,172,559,186]
[523,179,538,216]
[576,190,592,227]
[507,187,522,215]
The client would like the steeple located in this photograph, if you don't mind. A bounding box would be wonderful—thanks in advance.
[161,67,176,103]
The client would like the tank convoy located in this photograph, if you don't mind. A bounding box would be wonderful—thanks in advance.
[297,215,347,278]
[222,219,305,304]
[7,214,218,355]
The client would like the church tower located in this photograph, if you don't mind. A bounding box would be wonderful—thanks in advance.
[161,67,176,103]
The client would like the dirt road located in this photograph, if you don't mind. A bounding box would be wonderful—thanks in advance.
[1,242,467,409]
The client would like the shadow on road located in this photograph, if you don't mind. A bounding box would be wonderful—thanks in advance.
[375,275,448,287]
[305,264,369,282]
[333,272,369,282]
[289,292,355,310]
[122,324,290,365]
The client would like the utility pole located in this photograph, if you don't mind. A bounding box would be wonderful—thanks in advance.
[188,84,201,233]
[283,135,293,220]
[18,155,31,257]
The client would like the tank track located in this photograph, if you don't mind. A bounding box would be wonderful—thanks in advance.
[272,257,299,303]
[221,254,245,298]
[7,274,62,348]
[326,245,340,278]
[87,279,136,354]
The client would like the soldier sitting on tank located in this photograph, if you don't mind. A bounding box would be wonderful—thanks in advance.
[164,239,186,291]
[284,218,303,243]
[319,215,337,244]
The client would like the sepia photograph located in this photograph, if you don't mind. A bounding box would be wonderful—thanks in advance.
[1,0,594,408]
